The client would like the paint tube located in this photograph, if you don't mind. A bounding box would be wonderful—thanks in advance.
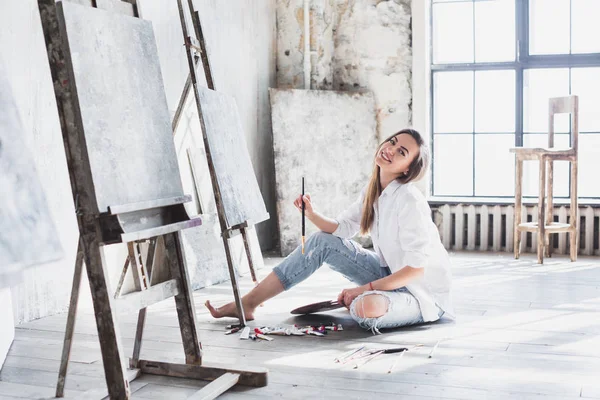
[239,326,251,340]
[256,333,273,341]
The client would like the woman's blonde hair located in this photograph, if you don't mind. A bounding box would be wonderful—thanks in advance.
[359,128,430,235]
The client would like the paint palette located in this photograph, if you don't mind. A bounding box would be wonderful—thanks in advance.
[290,300,345,315]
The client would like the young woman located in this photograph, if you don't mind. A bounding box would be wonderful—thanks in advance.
[206,128,454,333]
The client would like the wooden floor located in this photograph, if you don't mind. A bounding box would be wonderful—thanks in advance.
[2,251,600,399]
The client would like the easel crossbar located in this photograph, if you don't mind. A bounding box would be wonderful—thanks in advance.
[138,359,268,388]
[116,278,180,313]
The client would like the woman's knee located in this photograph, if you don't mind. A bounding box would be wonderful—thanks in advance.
[352,294,389,318]
[305,231,338,250]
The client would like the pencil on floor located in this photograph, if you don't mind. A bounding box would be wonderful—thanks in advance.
[428,340,441,358]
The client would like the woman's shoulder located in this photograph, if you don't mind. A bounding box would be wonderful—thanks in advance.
[396,182,427,204]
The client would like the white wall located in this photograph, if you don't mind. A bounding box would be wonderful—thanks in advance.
[0,0,80,325]
[0,288,14,368]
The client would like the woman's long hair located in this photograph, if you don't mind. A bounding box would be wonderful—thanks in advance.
[359,128,430,235]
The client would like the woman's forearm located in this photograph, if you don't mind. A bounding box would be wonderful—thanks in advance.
[307,211,339,234]
[363,266,424,292]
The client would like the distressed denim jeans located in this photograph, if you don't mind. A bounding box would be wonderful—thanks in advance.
[273,232,442,333]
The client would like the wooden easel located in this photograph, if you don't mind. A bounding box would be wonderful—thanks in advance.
[174,0,269,327]
[37,1,267,398]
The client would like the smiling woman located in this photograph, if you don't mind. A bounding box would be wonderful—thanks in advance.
[206,128,454,334]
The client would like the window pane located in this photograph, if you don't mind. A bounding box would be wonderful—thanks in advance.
[475,70,515,133]
[522,134,570,198]
[434,71,474,133]
[571,67,600,132]
[432,2,474,64]
[523,69,570,133]
[579,134,600,197]
[529,0,570,55]
[572,0,600,54]
[474,134,515,196]
[433,134,473,196]
[474,0,515,62]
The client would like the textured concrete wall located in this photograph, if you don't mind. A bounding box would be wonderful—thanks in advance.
[276,0,412,140]
[271,89,378,255]
[1,0,276,324]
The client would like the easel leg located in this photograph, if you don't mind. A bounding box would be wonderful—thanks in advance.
[165,232,203,364]
[114,257,131,298]
[222,235,247,326]
[514,159,523,259]
[56,238,84,398]
[82,232,131,399]
[131,239,157,369]
[176,0,247,327]
[537,157,546,264]
[546,159,554,258]
[131,309,148,369]
[240,227,258,286]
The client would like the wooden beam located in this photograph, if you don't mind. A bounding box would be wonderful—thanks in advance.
[56,239,84,398]
[138,360,267,388]
[108,195,192,214]
[116,279,180,313]
[165,232,203,364]
[188,373,240,400]
[176,0,247,327]
[79,368,141,399]
[131,238,158,369]
[120,217,201,243]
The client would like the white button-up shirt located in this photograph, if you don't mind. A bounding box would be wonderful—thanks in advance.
[332,180,454,322]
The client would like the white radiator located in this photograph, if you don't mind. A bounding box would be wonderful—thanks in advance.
[430,204,600,256]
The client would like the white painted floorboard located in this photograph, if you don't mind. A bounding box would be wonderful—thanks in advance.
[2,251,600,399]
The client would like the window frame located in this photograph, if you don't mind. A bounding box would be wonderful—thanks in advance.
[429,0,600,201]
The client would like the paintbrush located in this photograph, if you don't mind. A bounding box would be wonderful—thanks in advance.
[428,340,441,358]
[353,351,383,369]
[387,350,406,374]
[301,176,305,254]
[334,346,365,363]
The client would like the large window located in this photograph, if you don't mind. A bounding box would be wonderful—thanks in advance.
[431,0,600,200]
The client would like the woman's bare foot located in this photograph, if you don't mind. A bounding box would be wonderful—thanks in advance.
[205,300,255,321]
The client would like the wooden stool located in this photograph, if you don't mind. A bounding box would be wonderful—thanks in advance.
[510,95,579,264]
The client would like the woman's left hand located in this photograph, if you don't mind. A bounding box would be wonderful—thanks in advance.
[337,286,366,309]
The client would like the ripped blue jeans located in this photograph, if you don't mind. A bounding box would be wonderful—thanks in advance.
[273,232,440,333]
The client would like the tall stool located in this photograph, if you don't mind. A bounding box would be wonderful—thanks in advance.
[510,95,579,264]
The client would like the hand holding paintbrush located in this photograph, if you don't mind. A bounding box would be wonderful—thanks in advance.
[293,178,313,253]
[302,177,305,253]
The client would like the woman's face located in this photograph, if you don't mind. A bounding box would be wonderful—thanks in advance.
[375,133,420,177]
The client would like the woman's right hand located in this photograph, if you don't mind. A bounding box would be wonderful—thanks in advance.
[293,194,314,217]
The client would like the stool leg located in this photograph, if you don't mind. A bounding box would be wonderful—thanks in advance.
[537,157,546,264]
[569,159,579,261]
[546,158,554,258]
[514,158,523,259]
